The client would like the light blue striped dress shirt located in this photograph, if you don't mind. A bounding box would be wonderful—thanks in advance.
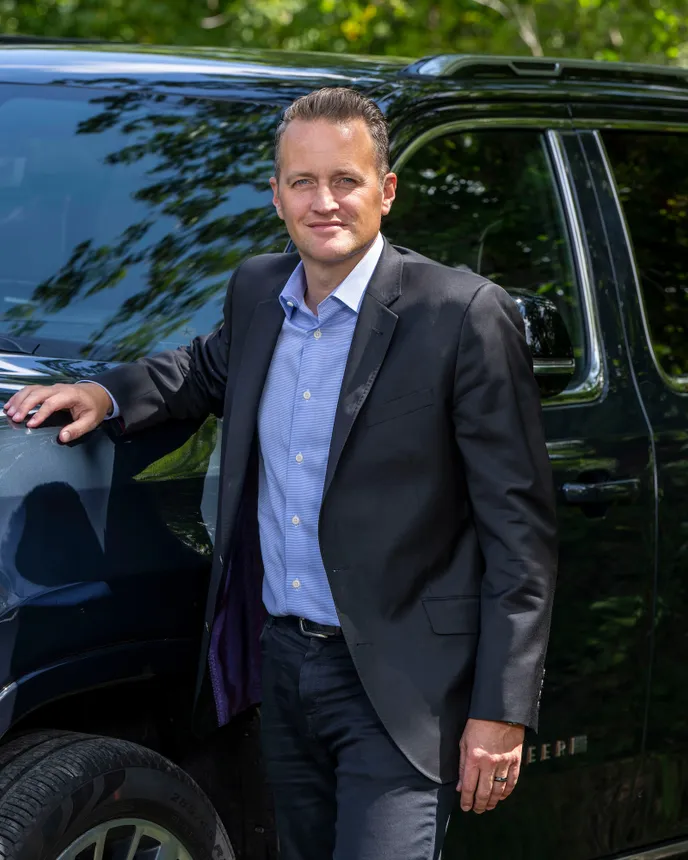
[258,233,384,626]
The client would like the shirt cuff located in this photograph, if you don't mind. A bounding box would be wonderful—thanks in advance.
[77,380,120,419]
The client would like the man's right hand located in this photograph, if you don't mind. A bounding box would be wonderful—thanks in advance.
[3,382,114,443]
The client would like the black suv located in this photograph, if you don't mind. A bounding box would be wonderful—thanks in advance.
[0,42,686,860]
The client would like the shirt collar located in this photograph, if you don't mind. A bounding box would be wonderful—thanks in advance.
[279,232,384,318]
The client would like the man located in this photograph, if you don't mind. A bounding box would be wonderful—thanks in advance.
[5,88,557,860]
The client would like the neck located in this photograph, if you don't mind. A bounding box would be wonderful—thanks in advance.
[301,238,376,314]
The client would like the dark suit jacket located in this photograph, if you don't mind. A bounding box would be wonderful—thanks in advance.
[94,239,557,784]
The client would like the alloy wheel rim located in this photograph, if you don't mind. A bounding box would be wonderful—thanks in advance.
[55,817,194,860]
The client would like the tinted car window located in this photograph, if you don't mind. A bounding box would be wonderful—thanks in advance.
[0,86,285,360]
[384,130,586,388]
[602,131,688,380]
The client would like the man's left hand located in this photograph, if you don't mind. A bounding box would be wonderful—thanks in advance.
[457,718,525,814]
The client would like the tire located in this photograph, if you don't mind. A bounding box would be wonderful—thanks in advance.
[0,731,234,860]
[0,731,73,774]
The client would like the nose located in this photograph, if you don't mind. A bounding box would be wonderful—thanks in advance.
[312,183,339,214]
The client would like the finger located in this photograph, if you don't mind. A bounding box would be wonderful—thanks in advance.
[459,761,479,812]
[2,393,19,415]
[25,393,74,429]
[59,413,98,443]
[471,767,495,814]
[4,386,46,419]
[3,386,35,414]
[501,763,520,800]
[485,773,509,811]
[6,387,55,422]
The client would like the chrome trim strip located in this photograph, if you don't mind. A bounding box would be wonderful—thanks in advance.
[546,129,604,404]
[614,839,688,860]
[393,120,604,405]
[533,358,576,375]
[570,118,688,134]
[592,128,688,393]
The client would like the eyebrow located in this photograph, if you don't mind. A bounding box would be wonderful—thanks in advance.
[285,168,365,183]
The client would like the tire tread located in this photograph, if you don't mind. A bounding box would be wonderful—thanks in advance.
[0,732,233,859]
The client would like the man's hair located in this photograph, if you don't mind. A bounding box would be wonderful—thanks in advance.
[274,87,390,182]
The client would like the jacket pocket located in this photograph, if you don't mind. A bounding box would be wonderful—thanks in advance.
[364,387,434,426]
[422,596,480,635]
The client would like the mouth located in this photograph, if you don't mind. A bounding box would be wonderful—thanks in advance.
[307,223,346,232]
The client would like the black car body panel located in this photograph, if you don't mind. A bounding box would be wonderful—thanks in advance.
[0,43,686,859]
[0,355,216,729]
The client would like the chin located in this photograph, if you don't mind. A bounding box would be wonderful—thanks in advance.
[302,236,363,263]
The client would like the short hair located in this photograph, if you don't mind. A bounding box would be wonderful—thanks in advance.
[274,87,390,182]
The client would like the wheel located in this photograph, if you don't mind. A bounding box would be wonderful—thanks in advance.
[0,731,234,860]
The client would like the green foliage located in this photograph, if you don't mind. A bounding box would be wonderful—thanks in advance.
[2,0,688,64]
[134,415,218,481]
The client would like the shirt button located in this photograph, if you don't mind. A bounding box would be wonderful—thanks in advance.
[292,515,300,526]
[286,300,294,307]
[292,579,301,589]
[303,390,311,400]
[295,453,304,463]
[314,329,322,339]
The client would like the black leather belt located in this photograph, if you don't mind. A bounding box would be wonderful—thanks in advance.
[276,615,343,639]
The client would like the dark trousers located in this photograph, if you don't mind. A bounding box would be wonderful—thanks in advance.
[259,615,456,860]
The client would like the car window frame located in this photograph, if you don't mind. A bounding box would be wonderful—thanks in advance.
[391,118,604,407]
[591,121,688,394]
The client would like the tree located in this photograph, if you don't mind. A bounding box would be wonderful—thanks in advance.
[2,0,688,66]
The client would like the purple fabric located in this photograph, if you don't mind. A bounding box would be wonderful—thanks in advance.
[208,504,266,726]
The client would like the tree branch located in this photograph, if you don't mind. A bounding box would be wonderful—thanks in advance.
[513,4,544,56]
[470,0,513,21]
[200,13,228,29]
[470,0,544,57]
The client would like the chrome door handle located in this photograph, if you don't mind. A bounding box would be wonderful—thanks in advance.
[562,478,641,506]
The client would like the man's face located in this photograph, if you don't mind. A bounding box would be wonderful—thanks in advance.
[270,118,397,264]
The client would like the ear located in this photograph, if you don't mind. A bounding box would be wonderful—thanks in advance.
[270,176,284,220]
[380,172,397,216]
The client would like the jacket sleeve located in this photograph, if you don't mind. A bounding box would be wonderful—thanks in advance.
[452,280,558,732]
[90,267,237,433]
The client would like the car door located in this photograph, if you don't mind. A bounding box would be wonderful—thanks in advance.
[382,98,656,859]
[578,117,688,852]
[0,81,286,731]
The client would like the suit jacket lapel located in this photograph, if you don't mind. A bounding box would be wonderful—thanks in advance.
[216,292,285,564]
[322,240,403,501]
[223,296,285,488]
[223,255,299,487]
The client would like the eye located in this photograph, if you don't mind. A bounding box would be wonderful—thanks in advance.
[339,177,357,185]
[292,178,311,187]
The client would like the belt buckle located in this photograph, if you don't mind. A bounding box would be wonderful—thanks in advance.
[298,617,329,639]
